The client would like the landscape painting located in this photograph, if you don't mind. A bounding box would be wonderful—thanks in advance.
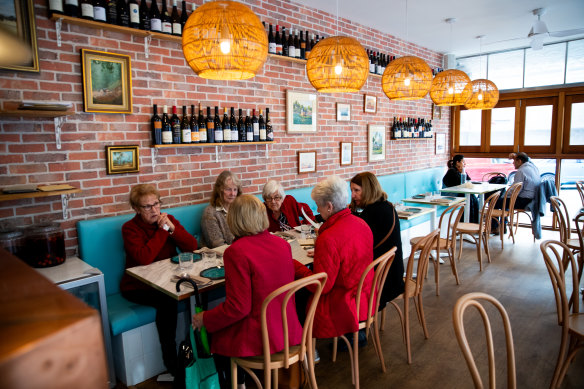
[287,90,317,133]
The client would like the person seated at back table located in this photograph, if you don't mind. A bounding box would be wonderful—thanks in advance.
[192,194,303,389]
[121,184,198,380]
[442,154,479,223]
[201,170,242,248]
[262,180,315,232]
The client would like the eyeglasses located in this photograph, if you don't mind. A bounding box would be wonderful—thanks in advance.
[139,201,162,211]
[265,196,283,202]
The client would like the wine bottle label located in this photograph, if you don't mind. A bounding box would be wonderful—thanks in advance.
[246,131,253,141]
[50,0,64,12]
[162,22,172,33]
[231,129,237,142]
[154,122,162,129]
[199,130,207,142]
[65,0,78,5]
[172,23,181,35]
[289,46,295,58]
[267,132,274,141]
[94,6,106,21]
[268,42,276,54]
[259,130,266,140]
[150,18,162,31]
[191,130,200,142]
[369,63,375,73]
[81,3,94,17]
[162,131,172,143]
[253,123,259,136]
[215,129,223,142]
[129,4,139,23]
[223,129,231,141]
[182,129,191,143]
[276,44,282,55]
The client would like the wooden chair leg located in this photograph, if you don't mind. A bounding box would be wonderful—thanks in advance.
[448,248,460,285]
[379,307,386,331]
[404,297,412,364]
[372,318,386,373]
[432,249,440,296]
[231,359,238,389]
[353,332,360,389]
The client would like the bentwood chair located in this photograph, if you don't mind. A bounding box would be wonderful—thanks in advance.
[550,197,583,260]
[577,181,584,207]
[230,272,327,389]
[539,241,584,389]
[490,182,523,249]
[389,229,440,364]
[410,202,464,296]
[455,191,501,271]
[331,248,396,389]
[453,292,516,389]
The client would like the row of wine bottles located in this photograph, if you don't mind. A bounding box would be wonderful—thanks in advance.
[48,0,192,36]
[391,117,434,139]
[266,24,324,60]
[152,104,274,145]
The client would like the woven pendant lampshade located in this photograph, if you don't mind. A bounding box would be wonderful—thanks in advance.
[381,56,432,100]
[430,69,472,106]
[464,79,499,110]
[182,0,268,80]
[306,36,369,93]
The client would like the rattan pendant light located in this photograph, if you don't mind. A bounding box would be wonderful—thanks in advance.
[464,37,499,110]
[182,0,268,80]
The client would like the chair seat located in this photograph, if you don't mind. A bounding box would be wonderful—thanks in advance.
[570,313,584,336]
[235,345,302,368]
[491,209,507,217]
[566,239,581,251]
[457,222,480,233]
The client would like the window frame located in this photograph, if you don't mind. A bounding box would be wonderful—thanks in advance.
[563,94,584,154]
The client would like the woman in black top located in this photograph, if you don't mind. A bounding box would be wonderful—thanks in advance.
[442,154,479,223]
[349,172,405,307]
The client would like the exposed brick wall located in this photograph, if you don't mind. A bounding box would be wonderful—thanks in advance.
[0,0,450,256]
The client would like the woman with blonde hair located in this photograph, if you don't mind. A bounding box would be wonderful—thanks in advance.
[193,194,302,388]
[201,170,243,248]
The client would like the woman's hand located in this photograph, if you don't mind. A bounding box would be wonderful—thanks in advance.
[306,249,314,258]
[157,212,175,233]
[192,311,204,330]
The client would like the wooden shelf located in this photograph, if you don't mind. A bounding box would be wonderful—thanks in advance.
[0,187,81,202]
[152,141,275,148]
[0,110,73,118]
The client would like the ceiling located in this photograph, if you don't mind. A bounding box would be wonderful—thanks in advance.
[293,0,584,58]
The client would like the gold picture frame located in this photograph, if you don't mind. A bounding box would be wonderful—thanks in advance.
[106,145,139,174]
[340,142,353,166]
[0,0,39,72]
[298,150,317,173]
[82,49,133,114]
[286,90,317,133]
[364,94,377,113]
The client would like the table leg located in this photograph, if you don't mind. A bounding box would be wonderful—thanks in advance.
[464,194,471,223]
[478,194,485,211]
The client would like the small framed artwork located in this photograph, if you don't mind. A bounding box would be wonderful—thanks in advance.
[298,150,317,174]
[81,49,133,114]
[432,103,441,120]
[340,142,353,166]
[286,90,317,133]
[368,124,386,162]
[436,133,446,154]
[336,103,351,121]
[364,94,377,113]
[0,0,39,72]
[106,145,139,174]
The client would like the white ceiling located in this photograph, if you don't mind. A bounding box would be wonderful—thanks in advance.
[292,0,584,58]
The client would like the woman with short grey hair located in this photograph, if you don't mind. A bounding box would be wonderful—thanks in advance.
[310,175,349,217]
[262,179,314,232]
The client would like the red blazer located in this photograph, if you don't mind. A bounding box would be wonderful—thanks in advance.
[266,195,315,232]
[121,214,198,292]
[294,208,374,338]
[203,230,303,357]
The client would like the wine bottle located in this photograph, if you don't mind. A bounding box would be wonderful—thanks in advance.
[117,0,130,27]
[230,107,237,143]
[93,0,106,21]
[268,24,276,54]
[151,104,162,145]
[213,106,223,143]
[128,0,139,28]
[222,107,231,143]
[161,105,172,144]
[238,109,245,142]
[170,105,181,144]
[206,107,215,143]
[299,30,306,59]
[258,109,266,141]
[287,28,295,58]
[65,0,80,17]
[181,105,191,144]
[198,103,207,143]
[245,109,253,142]
[304,31,311,58]
[282,27,288,57]
[106,0,117,24]
[160,0,172,34]
[171,0,181,36]
[294,29,300,58]
[48,0,64,16]
[80,0,94,19]
[275,25,282,55]
[149,0,161,31]
[252,108,259,142]
[265,108,273,141]
[180,0,188,32]
[139,0,150,30]
[190,104,199,143]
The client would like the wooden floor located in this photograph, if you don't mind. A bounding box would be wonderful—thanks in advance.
[121,228,584,389]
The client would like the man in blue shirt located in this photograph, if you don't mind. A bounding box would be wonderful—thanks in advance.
[509,152,541,209]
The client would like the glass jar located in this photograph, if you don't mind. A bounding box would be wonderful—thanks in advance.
[23,223,66,268]
[0,230,25,259]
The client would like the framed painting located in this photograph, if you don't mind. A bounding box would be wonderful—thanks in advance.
[336,103,350,122]
[364,94,377,113]
[0,0,39,72]
[81,49,133,113]
[298,150,317,173]
[436,133,446,154]
[286,90,317,133]
[368,124,386,162]
[106,145,139,174]
[340,142,353,166]
[432,103,441,120]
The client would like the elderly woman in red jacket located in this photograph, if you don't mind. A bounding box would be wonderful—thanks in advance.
[263,179,315,232]
[192,194,302,389]
[294,175,374,339]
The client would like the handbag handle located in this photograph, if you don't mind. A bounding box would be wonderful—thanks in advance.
[373,203,396,250]
[176,277,211,355]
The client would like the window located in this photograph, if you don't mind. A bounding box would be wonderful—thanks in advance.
[568,102,584,146]
[566,40,584,84]
[459,110,482,146]
[490,107,515,146]
[524,43,566,87]
[488,51,524,90]
[524,105,553,146]
[457,56,486,80]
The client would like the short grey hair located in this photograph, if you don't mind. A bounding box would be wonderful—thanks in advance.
[262,180,285,200]
[311,175,348,213]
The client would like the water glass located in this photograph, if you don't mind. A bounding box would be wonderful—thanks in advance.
[300,224,311,239]
[178,252,193,270]
[202,251,217,266]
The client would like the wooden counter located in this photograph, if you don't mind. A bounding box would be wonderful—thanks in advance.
[0,249,108,389]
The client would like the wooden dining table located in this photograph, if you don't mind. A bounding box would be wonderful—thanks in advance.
[440,182,507,223]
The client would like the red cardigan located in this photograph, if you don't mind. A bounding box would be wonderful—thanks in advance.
[294,208,374,338]
[266,195,315,232]
[121,214,198,292]
[203,230,303,357]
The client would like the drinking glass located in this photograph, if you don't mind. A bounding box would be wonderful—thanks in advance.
[300,224,311,239]
[178,252,193,270]
[202,251,216,266]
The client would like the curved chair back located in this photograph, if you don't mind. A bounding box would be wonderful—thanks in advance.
[406,229,441,298]
[481,191,501,235]
[550,196,572,243]
[453,292,516,389]
[443,202,465,247]
[577,181,584,207]
[507,171,516,185]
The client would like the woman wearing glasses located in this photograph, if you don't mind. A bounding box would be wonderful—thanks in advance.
[262,180,315,232]
[121,183,198,381]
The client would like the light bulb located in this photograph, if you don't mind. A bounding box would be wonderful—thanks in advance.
[404,78,411,86]
[447,87,454,94]
[334,64,342,75]
[220,40,231,54]
[478,93,483,101]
